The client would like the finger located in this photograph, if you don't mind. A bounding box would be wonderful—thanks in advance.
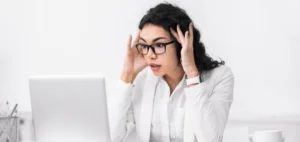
[127,34,132,50]
[188,23,194,48]
[170,27,181,44]
[184,31,189,49]
[132,30,141,48]
[133,46,140,56]
[176,24,185,42]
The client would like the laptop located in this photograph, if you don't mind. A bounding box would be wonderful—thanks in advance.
[29,75,111,142]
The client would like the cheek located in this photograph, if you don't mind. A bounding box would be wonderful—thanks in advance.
[160,49,178,68]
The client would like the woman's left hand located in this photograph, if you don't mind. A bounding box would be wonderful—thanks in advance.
[170,23,199,78]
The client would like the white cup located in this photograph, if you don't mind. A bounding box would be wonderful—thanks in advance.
[249,130,284,142]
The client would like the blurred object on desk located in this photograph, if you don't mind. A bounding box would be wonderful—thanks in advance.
[18,111,35,141]
[0,116,19,142]
[0,101,10,116]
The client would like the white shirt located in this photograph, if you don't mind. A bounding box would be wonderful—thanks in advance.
[110,65,234,142]
[150,75,187,142]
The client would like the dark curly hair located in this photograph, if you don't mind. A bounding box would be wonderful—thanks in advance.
[138,3,225,76]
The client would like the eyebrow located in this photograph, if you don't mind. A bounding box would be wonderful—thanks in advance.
[140,37,168,43]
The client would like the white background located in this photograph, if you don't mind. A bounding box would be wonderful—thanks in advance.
[1,0,300,120]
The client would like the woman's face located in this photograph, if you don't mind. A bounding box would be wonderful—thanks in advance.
[139,24,180,77]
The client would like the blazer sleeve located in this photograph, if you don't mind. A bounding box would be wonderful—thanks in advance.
[183,67,234,142]
[110,80,135,142]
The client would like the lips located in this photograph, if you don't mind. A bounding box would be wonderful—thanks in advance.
[149,63,161,71]
[149,63,161,66]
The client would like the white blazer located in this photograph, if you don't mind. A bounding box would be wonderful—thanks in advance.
[110,65,234,142]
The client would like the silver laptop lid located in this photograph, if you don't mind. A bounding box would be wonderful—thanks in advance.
[29,75,110,142]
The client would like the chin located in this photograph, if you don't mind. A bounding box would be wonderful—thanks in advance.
[151,71,164,77]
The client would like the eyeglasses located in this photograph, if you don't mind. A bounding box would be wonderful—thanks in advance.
[135,41,175,55]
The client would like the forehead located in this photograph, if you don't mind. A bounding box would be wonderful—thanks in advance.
[140,24,170,40]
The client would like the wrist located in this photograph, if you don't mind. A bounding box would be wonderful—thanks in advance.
[186,74,200,86]
[188,83,198,88]
[186,68,199,79]
[121,71,135,83]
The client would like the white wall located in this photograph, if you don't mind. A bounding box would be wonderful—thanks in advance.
[1,0,300,118]
[193,0,300,118]
[0,0,35,111]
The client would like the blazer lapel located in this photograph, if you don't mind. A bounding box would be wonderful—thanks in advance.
[139,69,159,141]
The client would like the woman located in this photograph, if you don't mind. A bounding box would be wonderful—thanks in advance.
[110,3,234,142]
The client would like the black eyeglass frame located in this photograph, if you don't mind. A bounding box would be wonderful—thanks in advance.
[135,41,175,55]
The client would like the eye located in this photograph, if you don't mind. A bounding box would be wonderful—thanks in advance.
[154,43,164,48]
[138,44,148,48]
[142,44,148,48]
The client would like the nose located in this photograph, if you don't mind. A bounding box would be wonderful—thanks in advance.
[146,47,157,59]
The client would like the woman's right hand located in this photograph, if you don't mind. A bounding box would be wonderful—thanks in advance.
[121,30,148,83]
